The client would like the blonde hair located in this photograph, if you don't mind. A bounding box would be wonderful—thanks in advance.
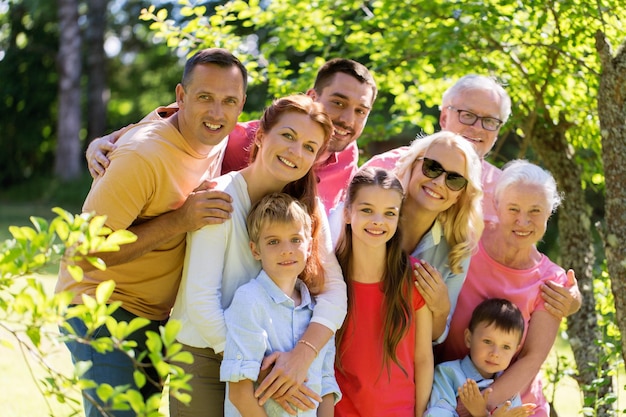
[394,131,484,273]
[246,192,323,294]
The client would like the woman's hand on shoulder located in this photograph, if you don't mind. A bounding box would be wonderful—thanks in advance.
[541,269,581,319]
[413,260,450,316]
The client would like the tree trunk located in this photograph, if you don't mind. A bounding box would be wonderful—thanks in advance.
[55,0,82,181]
[86,0,109,141]
[596,31,626,365]
[526,113,610,411]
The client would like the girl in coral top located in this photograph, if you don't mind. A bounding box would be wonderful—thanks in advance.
[334,167,434,417]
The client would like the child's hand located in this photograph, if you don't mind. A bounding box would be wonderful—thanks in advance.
[458,379,490,417]
[491,402,536,417]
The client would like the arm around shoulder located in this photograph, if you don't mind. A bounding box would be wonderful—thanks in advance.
[310,204,347,332]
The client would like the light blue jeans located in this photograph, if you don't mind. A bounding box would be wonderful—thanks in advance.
[62,307,165,417]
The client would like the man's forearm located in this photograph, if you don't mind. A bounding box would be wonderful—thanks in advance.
[79,210,186,271]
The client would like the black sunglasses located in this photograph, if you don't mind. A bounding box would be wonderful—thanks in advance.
[420,157,468,191]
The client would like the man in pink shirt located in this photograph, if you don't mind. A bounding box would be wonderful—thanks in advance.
[87,58,378,214]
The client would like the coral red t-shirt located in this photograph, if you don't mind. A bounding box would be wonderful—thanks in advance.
[335,259,426,417]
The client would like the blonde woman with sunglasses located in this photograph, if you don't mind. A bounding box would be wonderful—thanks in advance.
[360,131,484,344]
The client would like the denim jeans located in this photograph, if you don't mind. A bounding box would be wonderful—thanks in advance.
[62,307,166,417]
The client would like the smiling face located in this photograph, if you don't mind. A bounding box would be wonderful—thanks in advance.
[465,322,522,379]
[309,72,374,156]
[250,220,311,283]
[345,185,403,249]
[495,183,551,250]
[440,88,503,158]
[255,111,326,185]
[406,142,467,215]
[176,63,246,152]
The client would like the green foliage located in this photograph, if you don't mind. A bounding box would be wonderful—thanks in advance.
[579,266,624,416]
[140,0,624,183]
[543,263,625,416]
[0,0,59,187]
[106,0,184,130]
[0,208,192,416]
[0,0,185,188]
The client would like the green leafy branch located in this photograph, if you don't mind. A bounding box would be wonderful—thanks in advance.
[0,208,193,416]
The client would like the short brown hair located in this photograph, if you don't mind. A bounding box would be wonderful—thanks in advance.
[313,58,377,104]
[182,48,248,93]
[468,298,525,342]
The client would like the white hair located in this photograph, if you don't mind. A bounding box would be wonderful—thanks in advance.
[441,74,512,123]
[495,159,563,212]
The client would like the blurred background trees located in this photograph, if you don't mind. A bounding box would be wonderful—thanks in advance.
[0,0,181,186]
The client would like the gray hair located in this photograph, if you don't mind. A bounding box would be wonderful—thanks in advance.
[441,74,512,123]
[495,159,563,212]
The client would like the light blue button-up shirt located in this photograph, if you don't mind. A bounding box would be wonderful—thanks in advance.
[220,270,340,416]
[425,355,522,416]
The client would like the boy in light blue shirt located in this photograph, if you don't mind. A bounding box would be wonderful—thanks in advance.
[425,298,535,417]
[220,193,339,417]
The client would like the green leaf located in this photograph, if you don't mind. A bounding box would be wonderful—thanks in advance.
[170,351,194,365]
[104,229,137,247]
[162,319,181,346]
[74,360,93,378]
[88,215,108,237]
[145,331,162,354]
[52,207,75,224]
[96,383,114,402]
[86,256,106,271]
[180,6,194,17]
[156,8,168,21]
[26,326,41,347]
[9,225,26,240]
[133,369,146,388]
[126,317,150,337]
[95,280,115,304]
[67,264,84,282]
[125,389,144,411]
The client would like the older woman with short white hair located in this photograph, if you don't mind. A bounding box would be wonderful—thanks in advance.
[438,159,580,417]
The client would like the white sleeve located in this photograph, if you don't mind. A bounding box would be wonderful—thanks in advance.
[327,201,346,248]
[311,204,347,332]
[181,221,230,352]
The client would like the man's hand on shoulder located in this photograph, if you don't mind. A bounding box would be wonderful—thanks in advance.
[172,184,234,232]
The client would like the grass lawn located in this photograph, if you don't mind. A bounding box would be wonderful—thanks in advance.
[0,273,170,417]
[0,273,82,417]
